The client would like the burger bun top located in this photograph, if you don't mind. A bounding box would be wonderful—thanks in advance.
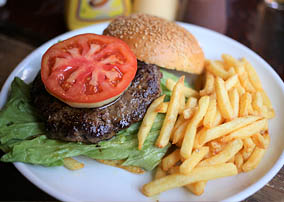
[103,14,205,74]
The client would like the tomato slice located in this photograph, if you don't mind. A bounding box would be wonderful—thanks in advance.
[41,33,137,108]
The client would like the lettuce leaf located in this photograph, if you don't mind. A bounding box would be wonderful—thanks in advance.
[0,78,45,152]
[0,69,178,171]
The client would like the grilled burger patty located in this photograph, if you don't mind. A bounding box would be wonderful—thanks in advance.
[31,61,162,144]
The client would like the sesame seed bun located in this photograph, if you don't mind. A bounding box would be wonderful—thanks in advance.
[103,14,205,74]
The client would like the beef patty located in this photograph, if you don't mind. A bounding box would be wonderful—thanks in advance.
[31,61,162,144]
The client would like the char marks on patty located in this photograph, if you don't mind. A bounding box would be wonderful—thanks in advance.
[31,61,162,143]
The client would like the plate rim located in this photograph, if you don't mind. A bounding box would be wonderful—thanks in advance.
[0,21,284,202]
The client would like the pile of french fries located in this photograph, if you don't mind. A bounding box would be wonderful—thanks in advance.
[138,54,275,197]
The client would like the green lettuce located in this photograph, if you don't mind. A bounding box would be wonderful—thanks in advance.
[0,69,179,171]
[0,78,45,152]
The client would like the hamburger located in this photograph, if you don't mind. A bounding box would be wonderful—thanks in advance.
[31,14,204,145]
[0,14,204,171]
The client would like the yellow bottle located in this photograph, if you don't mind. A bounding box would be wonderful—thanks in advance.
[65,0,131,30]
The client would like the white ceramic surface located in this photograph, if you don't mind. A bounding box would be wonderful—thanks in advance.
[0,22,283,202]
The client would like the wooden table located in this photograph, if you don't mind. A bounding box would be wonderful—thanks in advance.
[0,0,283,201]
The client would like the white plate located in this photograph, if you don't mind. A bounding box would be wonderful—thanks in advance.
[0,22,284,202]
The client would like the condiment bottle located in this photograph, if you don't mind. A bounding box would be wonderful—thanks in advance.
[65,0,132,30]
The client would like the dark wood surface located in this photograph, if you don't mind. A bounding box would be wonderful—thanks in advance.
[0,0,283,201]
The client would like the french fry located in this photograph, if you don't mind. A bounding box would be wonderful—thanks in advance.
[222,54,238,68]
[234,152,244,173]
[180,147,209,174]
[142,163,238,197]
[239,92,252,117]
[214,60,225,68]
[180,96,210,159]
[208,140,224,155]
[251,133,266,149]
[183,108,196,120]
[215,77,234,120]
[171,115,186,142]
[168,166,180,174]
[212,109,223,127]
[203,96,217,128]
[173,99,197,137]
[228,88,239,118]
[241,137,256,161]
[242,137,255,152]
[155,102,168,113]
[63,157,84,170]
[227,66,236,74]
[260,106,269,119]
[239,73,256,93]
[185,181,207,196]
[162,149,181,171]
[183,97,198,119]
[242,58,263,91]
[185,97,198,108]
[200,72,215,96]
[179,89,185,113]
[156,77,184,148]
[222,54,255,92]
[206,60,231,80]
[166,78,199,98]
[221,119,268,142]
[260,90,273,109]
[174,115,186,131]
[97,159,145,174]
[260,91,275,119]
[248,103,256,116]
[242,147,265,172]
[227,67,236,77]
[155,164,167,180]
[263,132,270,149]
[204,149,212,159]
[193,128,206,149]
[165,78,176,91]
[263,107,275,119]
[138,95,165,150]
[225,74,238,91]
[252,92,263,115]
[237,63,256,93]
[236,82,246,96]
[198,116,260,146]
[172,120,189,144]
[228,156,235,163]
[198,139,243,167]
[170,116,186,143]
[242,149,255,161]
